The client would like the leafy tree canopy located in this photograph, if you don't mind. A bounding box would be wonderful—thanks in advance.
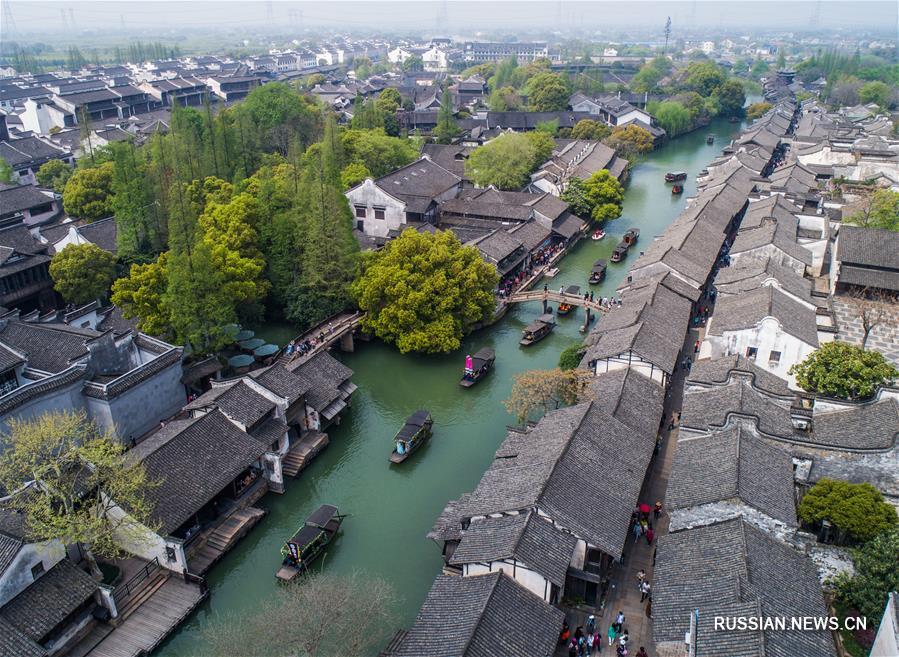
[62,161,115,221]
[650,100,693,137]
[487,86,523,112]
[465,132,538,190]
[526,72,571,112]
[558,344,584,371]
[36,159,73,193]
[0,158,12,184]
[845,189,899,231]
[341,129,418,179]
[799,478,897,545]
[604,124,654,159]
[835,527,899,626]
[340,162,371,190]
[49,243,117,305]
[352,229,498,354]
[570,119,611,141]
[714,78,747,118]
[789,342,898,400]
[683,61,727,96]
[504,368,592,423]
[111,254,170,337]
[746,102,774,121]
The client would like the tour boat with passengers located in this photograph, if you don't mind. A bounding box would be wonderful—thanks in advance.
[664,171,687,182]
[520,313,556,346]
[389,410,434,464]
[276,504,345,581]
[557,285,580,316]
[623,228,640,246]
[671,184,684,195]
[460,348,495,388]
[589,259,607,285]
[591,228,606,241]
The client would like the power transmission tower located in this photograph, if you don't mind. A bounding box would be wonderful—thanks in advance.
[266,0,274,27]
[60,8,69,31]
[68,7,76,29]
[1,0,18,38]
[664,16,672,54]
[810,0,821,28]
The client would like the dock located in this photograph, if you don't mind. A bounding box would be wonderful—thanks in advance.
[282,432,330,477]
[187,506,267,575]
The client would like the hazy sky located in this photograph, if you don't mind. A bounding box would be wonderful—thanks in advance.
[4,1,898,37]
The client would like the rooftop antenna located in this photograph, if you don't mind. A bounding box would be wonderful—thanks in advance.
[664,16,672,54]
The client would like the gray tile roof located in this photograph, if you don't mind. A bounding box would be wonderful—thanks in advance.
[837,264,899,292]
[587,367,665,438]
[653,518,836,657]
[730,217,814,267]
[250,363,310,404]
[706,285,819,347]
[667,424,798,525]
[0,532,22,579]
[250,416,288,447]
[449,512,577,587]
[0,319,97,373]
[474,230,525,264]
[396,572,564,657]
[287,352,354,412]
[0,616,45,657]
[375,157,460,206]
[0,558,97,643]
[0,184,56,215]
[214,381,275,429]
[0,342,25,372]
[837,225,899,270]
[714,255,813,303]
[687,355,793,398]
[740,195,801,230]
[76,217,117,254]
[136,410,268,534]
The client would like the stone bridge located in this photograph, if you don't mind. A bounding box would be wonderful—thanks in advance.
[278,311,365,370]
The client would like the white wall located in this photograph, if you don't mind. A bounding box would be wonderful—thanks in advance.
[870,593,898,657]
[345,179,407,238]
[705,317,816,384]
[0,539,66,606]
[462,559,553,602]
[593,353,667,386]
[107,501,188,573]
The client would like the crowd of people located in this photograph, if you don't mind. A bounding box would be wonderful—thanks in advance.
[284,322,338,361]
[560,612,650,656]
[496,242,567,299]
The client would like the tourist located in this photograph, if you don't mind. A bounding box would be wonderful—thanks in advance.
[646,525,655,545]
[614,611,625,632]
[569,641,578,657]
[575,626,584,641]
[640,581,651,603]
[560,621,571,644]
[636,569,646,589]
[586,614,596,635]
[632,520,642,541]
[636,648,649,657]
[654,501,663,519]
[619,630,629,648]
[607,624,617,646]
[586,631,595,655]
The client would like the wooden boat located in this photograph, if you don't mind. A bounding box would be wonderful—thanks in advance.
[665,171,687,182]
[610,242,629,263]
[623,228,640,246]
[672,184,684,195]
[589,259,606,284]
[520,313,555,346]
[591,229,606,241]
[706,135,715,144]
[460,348,495,388]
[557,285,580,316]
[544,267,560,278]
[389,410,433,463]
[729,116,739,123]
[277,504,344,581]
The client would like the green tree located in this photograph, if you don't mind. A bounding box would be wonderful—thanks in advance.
[340,162,372,190]
[0,157,13,184]
[111,254,171,337]
[489,57,519,91]
[341,129,418,178]
[234,82,320,156]
[375,87,402,113]
[36,159,73,192]
[631,57,671,93]
[110,142,160,261]
[558,344,584,371]
[859,81,891,108]
[714,79,746,118]
[789,342,898,400]
[0,411,158,579]
[581,169,624,222]
[465,133,538,190]
[799,479,897,544]
[402,55,424,72]
[683,61,727,96]
[776,50,786,70]
[560,178,591,217]
[524,130,555,168]
[835,527,899,626]
[487,86,523,111]
[49,243,117,305]
[746,101,774,121]
[526,72,570,111]
[62,161,115,221]
[751,59,770,79]
[570,119,611,141]
[604,124,654,158]
[433,88,460,144]
[651,100,693,137]
[352,229,498,354]
[845,190,899,231]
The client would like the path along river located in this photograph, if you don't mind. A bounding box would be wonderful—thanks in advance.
[157,116,749,657]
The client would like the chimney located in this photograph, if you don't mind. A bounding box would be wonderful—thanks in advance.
[790,394,814,431]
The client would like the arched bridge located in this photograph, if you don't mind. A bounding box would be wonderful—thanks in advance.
[278,311,365,370]
[505,289,607,314]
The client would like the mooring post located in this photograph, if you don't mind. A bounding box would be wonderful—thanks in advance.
[582,307,592,332]
[542,293,548,314]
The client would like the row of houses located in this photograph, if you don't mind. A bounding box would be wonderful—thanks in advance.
[380,66,811,657]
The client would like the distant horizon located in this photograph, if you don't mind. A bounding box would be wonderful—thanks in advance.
[3,1,898,38]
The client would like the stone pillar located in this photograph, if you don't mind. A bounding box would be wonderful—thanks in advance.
[339,330,354,352]
[97,583,119,619]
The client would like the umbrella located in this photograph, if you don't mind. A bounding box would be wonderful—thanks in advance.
[639,503,651,515]
[239,338,265,350]
[254,344,280,357]
[228,354,255,368]
[234,329,255,342]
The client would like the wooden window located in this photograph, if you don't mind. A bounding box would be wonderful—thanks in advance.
[746,347,758,359]
[373,206,386,220]
[30,562,44,579]
[768,350,781,364]
[354,205,366,218]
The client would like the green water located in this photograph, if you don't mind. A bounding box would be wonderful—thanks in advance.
[157,118,747,657]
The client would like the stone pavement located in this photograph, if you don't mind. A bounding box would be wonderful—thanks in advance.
[832,297,899,366]
[557,324,703,657]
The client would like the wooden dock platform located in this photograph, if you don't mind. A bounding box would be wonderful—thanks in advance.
[282,432,329,478]
[81,576,206,657]
[188,506,267,575]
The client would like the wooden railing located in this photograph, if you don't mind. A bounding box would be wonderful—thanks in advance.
[112,557,160,607]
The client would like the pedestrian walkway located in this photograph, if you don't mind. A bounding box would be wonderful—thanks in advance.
[584,324,702,656]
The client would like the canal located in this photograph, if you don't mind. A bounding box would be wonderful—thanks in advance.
[157,117,748,657]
